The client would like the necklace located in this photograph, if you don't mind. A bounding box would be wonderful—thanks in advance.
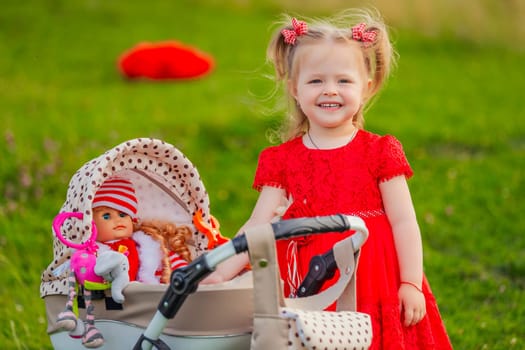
[307,131,320,149]
[307,128,358,150]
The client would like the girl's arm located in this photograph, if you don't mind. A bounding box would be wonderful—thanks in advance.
[380,175,426,327]
[200,186,286,283]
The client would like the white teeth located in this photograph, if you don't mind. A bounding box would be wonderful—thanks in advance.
[320,103,340,108]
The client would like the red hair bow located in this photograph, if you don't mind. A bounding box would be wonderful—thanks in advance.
[351,23,377,46]
[281,18,308,45]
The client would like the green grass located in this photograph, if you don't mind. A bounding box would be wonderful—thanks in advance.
[1,1,524,349]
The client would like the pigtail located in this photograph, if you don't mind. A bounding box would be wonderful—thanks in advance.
[136,220,192,284]
[266,25,290,81]
[342,8,397,128]
[164,223,192,262]
[267,15,308,81]
[266,15,311,141]
[363,22,395,100]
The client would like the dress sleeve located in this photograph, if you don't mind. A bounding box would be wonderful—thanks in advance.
[252,146,284,192]
[373,135,414,182]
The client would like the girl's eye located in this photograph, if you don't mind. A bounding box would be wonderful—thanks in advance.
[339,79,351,84]
[308,79,322,84]
[102,213,111,220]
[118,212,127,218]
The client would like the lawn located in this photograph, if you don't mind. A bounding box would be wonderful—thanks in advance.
[1,0,524,349]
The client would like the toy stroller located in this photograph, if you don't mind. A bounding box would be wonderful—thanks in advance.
[41,138,371,350]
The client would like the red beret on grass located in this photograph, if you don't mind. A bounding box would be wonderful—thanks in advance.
[118,41,214,80]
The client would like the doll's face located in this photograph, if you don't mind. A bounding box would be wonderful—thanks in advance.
[93,206,134,242]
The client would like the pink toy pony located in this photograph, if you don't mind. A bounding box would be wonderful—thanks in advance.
[54,212,103,285]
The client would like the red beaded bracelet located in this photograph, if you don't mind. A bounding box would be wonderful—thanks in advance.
[401,281,423,293]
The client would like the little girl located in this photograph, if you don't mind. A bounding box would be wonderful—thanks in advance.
[205,9,453,350]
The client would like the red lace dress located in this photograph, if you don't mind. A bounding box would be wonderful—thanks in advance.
[253,130,453,350]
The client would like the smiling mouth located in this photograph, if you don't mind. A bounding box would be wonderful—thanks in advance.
[319,103,342,108]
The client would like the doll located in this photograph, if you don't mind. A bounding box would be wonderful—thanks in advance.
[54,177,193,348]
[91,178,192,284]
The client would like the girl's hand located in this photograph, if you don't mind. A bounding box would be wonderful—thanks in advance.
[200,271,225,284]
[398,283,426,327]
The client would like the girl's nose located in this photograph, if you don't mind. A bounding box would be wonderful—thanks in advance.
[323,90,338,96]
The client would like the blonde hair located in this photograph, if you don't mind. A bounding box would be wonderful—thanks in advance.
[267,8,396,141]
[135,220,193,284]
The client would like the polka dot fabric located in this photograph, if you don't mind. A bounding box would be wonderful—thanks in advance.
[40,138,212,297]
[282,308,372,350]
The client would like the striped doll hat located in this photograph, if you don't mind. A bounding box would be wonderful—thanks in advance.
[92,177,138,218]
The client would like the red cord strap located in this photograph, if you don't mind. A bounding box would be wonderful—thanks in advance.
[401,281,423,293]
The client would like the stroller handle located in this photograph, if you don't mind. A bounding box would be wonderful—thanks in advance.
[135,214,368,350]
[204,214,367,271]
[273,214,366,240]
[232,214,368,256]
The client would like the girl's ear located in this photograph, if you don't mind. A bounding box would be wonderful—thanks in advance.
[363,78,373,100]
[367,78,373,93]
[287,79,298,99]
